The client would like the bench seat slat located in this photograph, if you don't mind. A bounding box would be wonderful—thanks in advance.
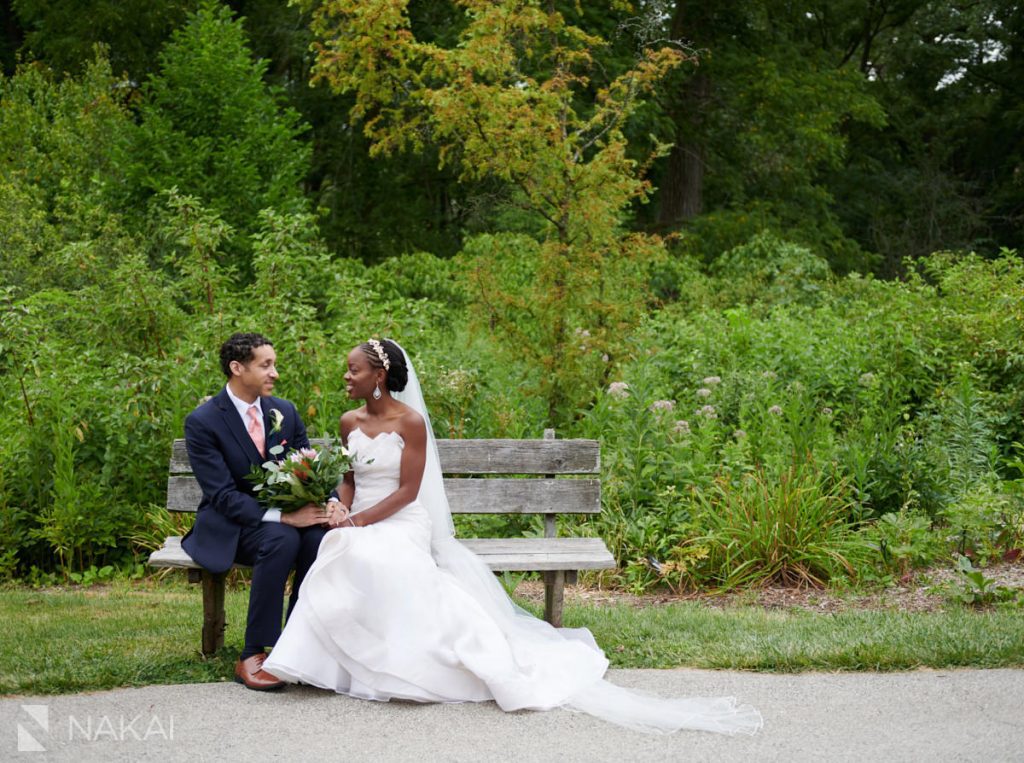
[149,535,615,572]
[459,538,615,571]
[170,438,600,475]
[166,476,602,514]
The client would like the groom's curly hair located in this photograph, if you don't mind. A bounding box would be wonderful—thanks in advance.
[220,333,273,378]
[361,339,408,392]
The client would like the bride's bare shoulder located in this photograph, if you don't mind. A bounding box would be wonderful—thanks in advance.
[394,403,425,436]
[339,407,365,438]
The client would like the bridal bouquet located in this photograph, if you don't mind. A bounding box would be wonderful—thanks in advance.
[247,439,355,512]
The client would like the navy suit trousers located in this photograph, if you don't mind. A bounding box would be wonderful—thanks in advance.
[235,522,327,648]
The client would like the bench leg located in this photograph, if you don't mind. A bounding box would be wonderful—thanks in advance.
[543,570,565,627]
[201,571,227,656]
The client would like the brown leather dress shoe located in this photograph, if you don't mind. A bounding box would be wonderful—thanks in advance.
[234,654,285,691]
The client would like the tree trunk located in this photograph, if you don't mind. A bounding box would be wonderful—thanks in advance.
[656,2,710,228]
[658,73,708,226]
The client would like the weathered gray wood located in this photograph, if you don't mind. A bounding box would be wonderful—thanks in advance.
[169,437,600,475]
[457,538,615,571]
[544,570,566,627]
[149,536,246,570]
[543,429,558,538]
[166,476,601,515]
[456,537,610,553]
[150,535,615,572]
[166,477,204,513]
[447,479,600,514]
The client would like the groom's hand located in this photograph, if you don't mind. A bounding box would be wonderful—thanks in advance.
[281,503,329,528]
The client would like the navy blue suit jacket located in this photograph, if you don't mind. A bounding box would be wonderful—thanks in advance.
[181,388,310,574]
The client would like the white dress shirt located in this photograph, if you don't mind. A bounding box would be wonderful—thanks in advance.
[224,385,281,524]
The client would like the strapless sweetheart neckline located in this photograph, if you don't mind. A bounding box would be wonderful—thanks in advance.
[351,426,404,443]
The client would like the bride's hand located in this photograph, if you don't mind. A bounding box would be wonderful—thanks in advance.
[325,500,350,528]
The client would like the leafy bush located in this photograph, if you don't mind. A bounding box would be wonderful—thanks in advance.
[710,231,832,307]
[687,461,869,589]
[951,556,1023,607]
[862,510,942,579]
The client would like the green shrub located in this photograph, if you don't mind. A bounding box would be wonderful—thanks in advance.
[862,510,942,579]
[710,231,832,307]
[686,461,870,589]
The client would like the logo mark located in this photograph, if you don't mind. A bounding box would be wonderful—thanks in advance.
[18,704,49,752]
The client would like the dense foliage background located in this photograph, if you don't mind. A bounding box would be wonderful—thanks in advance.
[0,0,1021,591]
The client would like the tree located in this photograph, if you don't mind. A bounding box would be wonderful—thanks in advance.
[9,0,198,78]
[644,0,886,272]
[129,1,311,267]
[303,0,683,421]
[829,0,1023,273]
[228,0,476,261]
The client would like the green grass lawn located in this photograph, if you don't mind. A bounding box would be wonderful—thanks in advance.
[1,579,1022,696]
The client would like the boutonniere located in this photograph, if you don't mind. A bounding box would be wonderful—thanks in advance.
[268,408,285,435]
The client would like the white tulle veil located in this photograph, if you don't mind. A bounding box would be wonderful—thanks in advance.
[389,340,762,736]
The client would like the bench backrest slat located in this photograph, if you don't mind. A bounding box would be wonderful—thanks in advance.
[166,475,601,515]
[170,438,599,476]
[167,437,601,516]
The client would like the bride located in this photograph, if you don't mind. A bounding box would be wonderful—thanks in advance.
[263,339,762,735]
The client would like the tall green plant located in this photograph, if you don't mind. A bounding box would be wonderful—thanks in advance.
[689,461,869,589]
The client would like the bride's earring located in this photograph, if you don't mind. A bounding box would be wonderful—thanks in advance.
[373,383,382,400]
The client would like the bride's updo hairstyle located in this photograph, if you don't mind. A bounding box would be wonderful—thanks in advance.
[361,338,408,392]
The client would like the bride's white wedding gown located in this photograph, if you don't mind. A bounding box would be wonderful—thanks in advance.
[265,427,762,734]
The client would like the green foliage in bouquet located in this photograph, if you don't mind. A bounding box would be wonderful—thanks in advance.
[247,441,356,512]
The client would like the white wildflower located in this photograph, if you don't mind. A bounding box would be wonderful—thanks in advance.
[696,405,717,419]
[607,381,630,399]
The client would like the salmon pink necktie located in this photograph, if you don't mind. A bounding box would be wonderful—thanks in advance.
[246,405,265,456]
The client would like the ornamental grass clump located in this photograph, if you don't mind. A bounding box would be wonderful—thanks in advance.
[690,460,870,589]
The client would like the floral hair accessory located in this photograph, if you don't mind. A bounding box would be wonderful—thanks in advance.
[367,338,390,371]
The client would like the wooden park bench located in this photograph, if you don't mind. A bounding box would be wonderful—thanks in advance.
[148,430,615,656]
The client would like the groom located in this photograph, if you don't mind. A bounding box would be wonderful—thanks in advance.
[182,332,328,690]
